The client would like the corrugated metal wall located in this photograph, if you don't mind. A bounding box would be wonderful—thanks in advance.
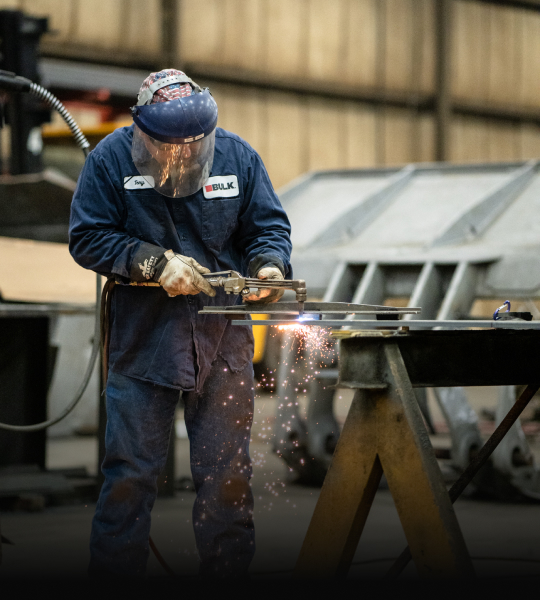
[180,0,437,185]
[452,1,540,107]
[207,85,436,187]
[450,1,540,166]
[3,0,540,187]
[180,0,435,93]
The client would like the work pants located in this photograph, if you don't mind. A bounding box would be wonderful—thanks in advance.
[89,356,255,578]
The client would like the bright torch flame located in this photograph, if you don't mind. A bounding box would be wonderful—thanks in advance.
[273,315,332,355]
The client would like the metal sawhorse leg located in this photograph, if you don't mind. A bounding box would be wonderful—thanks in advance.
[294,329,540,579]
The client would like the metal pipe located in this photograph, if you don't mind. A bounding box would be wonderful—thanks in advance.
[232,320,540,329]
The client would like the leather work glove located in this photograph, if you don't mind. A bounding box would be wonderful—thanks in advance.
[243,266,284,304]
[159,253,216,298]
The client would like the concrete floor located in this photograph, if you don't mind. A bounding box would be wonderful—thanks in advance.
[2,392,540,583]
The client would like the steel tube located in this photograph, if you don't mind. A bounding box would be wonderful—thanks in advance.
[232,319,540,329]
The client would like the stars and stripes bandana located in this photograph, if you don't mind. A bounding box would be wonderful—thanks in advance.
[138,69,194,104]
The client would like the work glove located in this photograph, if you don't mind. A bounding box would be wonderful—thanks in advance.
[243,266,284,304]
[159,253,216,298]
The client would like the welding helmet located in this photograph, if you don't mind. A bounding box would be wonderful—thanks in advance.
[131,70,218,198]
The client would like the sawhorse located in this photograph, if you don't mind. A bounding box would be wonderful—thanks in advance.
[294,329,540,579]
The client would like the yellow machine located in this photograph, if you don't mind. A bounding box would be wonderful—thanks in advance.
[251,314,268,363]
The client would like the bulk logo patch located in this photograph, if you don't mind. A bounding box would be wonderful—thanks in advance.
[203,175,239,199]
[124,175,154,189]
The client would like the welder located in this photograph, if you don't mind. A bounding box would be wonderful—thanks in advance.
[69,69,292,579]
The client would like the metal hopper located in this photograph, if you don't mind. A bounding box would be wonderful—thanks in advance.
[274,159,540,497]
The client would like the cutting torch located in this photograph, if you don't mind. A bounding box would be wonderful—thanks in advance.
[130,270,308,315]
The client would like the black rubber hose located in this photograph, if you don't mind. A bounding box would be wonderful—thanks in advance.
[0,70,31,93]
[0,76,177,577]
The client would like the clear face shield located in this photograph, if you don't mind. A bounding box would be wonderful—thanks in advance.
[131,125,215,198]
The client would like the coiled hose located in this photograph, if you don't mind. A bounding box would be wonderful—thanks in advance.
[0,74,99,431]
[29,82,90,157]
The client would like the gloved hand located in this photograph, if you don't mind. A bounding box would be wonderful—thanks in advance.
[159,253,216,298]
[243,266,284,304]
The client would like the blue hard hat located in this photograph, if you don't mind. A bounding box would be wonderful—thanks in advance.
[131,89,218,144]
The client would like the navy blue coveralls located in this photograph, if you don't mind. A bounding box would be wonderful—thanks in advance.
[69,125,292,577]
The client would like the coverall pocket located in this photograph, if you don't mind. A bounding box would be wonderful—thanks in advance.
[217,321,255,373]
[124,192,168,242]
[202,198,241,253]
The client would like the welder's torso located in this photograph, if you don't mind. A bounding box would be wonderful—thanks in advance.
[70,125,292,391]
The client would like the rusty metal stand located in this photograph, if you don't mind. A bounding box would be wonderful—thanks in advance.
[293,330,540,580]
[294,341,474,579]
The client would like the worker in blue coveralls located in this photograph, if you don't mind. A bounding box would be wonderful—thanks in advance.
[69,69,292,579]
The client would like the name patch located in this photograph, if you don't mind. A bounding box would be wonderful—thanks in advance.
[124,175,154,190]
[203,175,239,199]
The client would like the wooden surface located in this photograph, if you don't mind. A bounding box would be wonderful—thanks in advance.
[0,237,96,304]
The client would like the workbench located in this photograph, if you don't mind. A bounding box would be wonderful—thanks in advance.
[290,328,540,579]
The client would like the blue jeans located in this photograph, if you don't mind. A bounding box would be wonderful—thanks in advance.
[89,356,255,578]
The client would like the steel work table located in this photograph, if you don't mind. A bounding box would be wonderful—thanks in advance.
[292,328,540,579]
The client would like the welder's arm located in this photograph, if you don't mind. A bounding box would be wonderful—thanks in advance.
[235,149,292,300]
[237,152,291,303]
[69,151,213,297]
[69,152,157,281]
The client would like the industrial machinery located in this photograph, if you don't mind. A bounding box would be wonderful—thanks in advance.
[0,11,95,443]
[267,160,540,497]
